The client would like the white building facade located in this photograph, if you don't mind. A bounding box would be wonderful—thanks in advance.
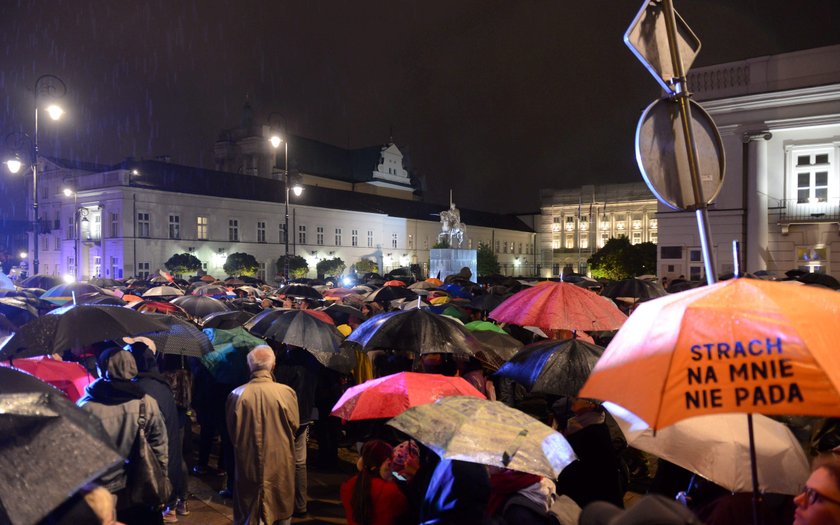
[656,45,840,280]
[539,183,658,277]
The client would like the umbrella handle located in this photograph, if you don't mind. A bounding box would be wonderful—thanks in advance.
[502,429,529,467]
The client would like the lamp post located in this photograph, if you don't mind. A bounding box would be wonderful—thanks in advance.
[267,113,303,280]
[4,75,66,276]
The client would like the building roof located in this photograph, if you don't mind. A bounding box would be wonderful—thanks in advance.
[540,182,655,207]
[108,159,532,232]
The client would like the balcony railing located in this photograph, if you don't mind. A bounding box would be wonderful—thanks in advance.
[775,198,840,234]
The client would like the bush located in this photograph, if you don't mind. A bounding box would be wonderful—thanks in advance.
[223,252,259,277]
[164,253,203,275]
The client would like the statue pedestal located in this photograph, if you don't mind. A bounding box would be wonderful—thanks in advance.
[430,249,477,282]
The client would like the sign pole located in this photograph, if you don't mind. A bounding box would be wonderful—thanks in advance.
[661,0,717,285]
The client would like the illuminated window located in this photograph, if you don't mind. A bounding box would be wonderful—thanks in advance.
[796,152,830,203]
[599,232,609,248]
[316,226,324,245]
[392,233,398,249]
[650,231,658,244]
[579,216,589,231]
[600,216,610,231]
[615,214,626,231]
[408,234,414,249]
[631,231,642,245]
[632,214,643,230]
[565,234,574,249]
[565,216,575,231]
[552,238,561,249]
[580,234,589,249]
[351,229,358,247]
[649,218,658,229]
[197,216,207,240]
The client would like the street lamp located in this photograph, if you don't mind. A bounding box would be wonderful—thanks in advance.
[267,113,303,280]
[3,74,66,276]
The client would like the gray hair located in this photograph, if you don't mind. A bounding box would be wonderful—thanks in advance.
[247,345,275,372]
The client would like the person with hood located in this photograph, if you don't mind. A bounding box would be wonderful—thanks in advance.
[127,339,189,522]
[77,347,168,525]
[340,439,408,525]
[226,345,299,525]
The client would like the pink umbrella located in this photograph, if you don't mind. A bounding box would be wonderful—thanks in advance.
[330,371,485,421]
[489,281,627,332]
[3,357,94,402]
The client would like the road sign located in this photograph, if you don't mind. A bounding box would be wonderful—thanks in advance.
[625,0,701,94]
[635,97,725,211]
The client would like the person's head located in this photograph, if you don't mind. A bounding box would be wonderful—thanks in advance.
[247,345,275,373]
[794,455,840,525]
[390,439,421,482]
[352,439,394,524]
[96,348,138,381]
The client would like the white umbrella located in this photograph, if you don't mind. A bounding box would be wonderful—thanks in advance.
[142,285,185,297]
[604,402,809,495]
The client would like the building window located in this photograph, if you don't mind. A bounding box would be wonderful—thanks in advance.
[650,231,658,244]
[280,224,287,244]
[796,245,828,273]
[197,216,208,240]
[110,212,119,238]
[168,215,180,239]
[599,232,609,248]
[137,212,150,238]
[316,226,324,246]
[579,234,589,249]
[600,216,610,231]
[111,256,122,279]
[495,241,500,253]
[615,214,626,231]
[660,246,683,259]
[335,228,342,246]
[551,216,561,233]
[408,234,414,250]
[631,231,642,245]
[257,221,266,243]
[565,216,575,231]
[54,235,60,251]
[794,149,832,203]
[565,234,574,249]
[632,214,643,230]
[93,256,101,278]
[649,218,658,229]
[552,238,561,250]
[367,230,374,248]
[298,225,307,244]
[503,241,508,253]
[351,229,358,247]
[92,214,101,240]
[391,232,398,249]
[579,216,589,231]
[137,262,150,279]
[228,219,239,242]
[518,242,523,254]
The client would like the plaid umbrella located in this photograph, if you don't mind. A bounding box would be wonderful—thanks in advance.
[140,314,213,357]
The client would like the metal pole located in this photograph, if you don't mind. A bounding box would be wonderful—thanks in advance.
[33,106,39,276]
[75,193,80,281]
[284,140,290,280]
[662,0,717,285]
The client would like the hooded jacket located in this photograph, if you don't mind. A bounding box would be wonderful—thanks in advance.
[78,349,168,494]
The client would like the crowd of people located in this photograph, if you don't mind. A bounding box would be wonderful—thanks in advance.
[4,268,840,525]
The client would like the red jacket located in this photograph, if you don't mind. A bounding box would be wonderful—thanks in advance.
[341,475,408,525]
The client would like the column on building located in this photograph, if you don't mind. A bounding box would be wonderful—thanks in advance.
[744,131,772,273]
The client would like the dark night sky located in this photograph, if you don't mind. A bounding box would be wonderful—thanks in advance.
[2,0,840,218]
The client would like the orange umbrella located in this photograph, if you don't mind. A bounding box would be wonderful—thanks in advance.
[489,281,626,332]
[384,279,407,287]
[425,277,443,287]
[200,274,216,282]
[579,278,840,430]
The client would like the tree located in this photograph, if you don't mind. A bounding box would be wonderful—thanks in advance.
[276,254,309,279]
[587,237,657,280]
[477,242,500,276]
[164,253,203,276]
[316,257,346,279]
[223,252,259,277]
[354,259,378,274]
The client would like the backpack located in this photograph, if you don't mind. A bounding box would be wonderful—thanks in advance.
[163,369,193,410]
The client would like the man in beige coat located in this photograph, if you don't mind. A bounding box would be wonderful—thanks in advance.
[226,345,300,525]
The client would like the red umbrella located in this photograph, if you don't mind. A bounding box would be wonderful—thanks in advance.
[384,280,407,287]
[489,281,627,332]
[3,357,94,402]
[330,371,485,421]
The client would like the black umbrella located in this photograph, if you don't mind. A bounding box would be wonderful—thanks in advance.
[170,295,230,318]
[278,284,324,301]
[0,367,122,525]
[245,309,355,373]
[78,293,127,306]
[0,304,170,360]
[88,277,122,288]
[364,285,418,306]
[0,297,39,327]
[20,274,62,290]
[201,310,255,329]
[140,314,213,357]
[468,293,509,312]
[494,338,604,396]
[471,330,524,370]
[344,309,482,356]
[602,278,668,302]
[797,272,840,290]
[320,303,365,325]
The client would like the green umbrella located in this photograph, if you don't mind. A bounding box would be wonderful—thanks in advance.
[200,327,265,384]
[464,320,507,334]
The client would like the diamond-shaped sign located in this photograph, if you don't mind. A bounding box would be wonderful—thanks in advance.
[625,0,701,94]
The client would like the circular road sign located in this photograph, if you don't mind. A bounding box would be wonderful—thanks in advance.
[635,97,725,211]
